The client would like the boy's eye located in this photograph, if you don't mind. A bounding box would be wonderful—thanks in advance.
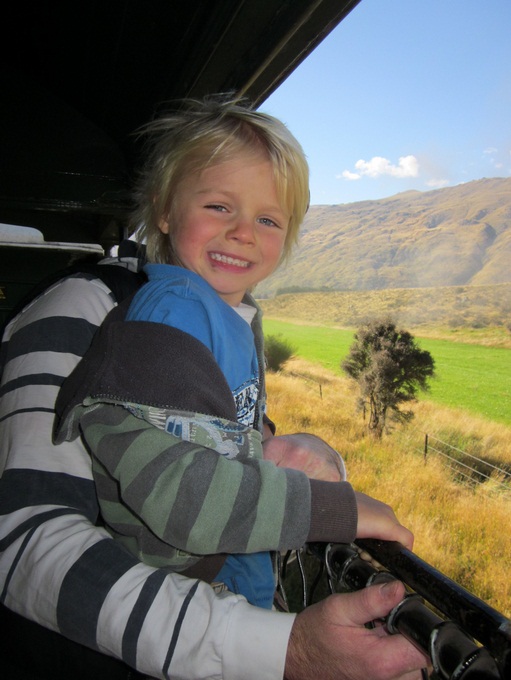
[258,217,281,228]
[205,203,227,212]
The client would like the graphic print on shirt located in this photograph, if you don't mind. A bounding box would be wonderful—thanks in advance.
[123,404,261,460]
[234,378,259,427]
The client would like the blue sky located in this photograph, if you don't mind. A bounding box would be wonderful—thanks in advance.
[263,0,511,206]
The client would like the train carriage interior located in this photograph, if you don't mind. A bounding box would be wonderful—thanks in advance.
[0,0,360,325]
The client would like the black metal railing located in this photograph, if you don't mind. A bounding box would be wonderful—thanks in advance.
[303,540,511,680]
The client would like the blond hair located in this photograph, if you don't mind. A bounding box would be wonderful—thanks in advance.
[132,95,309,264]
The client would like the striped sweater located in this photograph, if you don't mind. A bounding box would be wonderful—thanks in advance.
[0,263,298,679]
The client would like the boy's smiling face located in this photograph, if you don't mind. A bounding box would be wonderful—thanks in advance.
[159,150,290,306]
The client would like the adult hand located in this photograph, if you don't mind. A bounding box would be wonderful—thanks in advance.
[355,491,414,550]
[263,432,346,482]
[285,581,429,680]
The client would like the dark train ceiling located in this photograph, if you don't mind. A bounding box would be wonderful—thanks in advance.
[0,0,361,244]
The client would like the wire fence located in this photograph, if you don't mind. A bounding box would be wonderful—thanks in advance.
[414,432,511,494]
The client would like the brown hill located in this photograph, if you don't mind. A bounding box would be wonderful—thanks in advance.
[255,177,511,297]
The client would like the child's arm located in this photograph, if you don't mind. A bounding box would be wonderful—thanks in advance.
[80,400,413,562]
[79,402,357,558]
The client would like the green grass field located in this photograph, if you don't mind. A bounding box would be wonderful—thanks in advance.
[263,318,511,426]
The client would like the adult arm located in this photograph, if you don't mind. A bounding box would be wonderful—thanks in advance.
[0,270,419,680]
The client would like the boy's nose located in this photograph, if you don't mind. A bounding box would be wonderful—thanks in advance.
[227,217,256,244]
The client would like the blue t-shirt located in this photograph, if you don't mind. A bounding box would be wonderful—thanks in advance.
[126,264,274,608]
[127,264,259,426]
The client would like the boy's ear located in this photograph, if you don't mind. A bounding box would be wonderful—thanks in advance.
[158,217,170,234]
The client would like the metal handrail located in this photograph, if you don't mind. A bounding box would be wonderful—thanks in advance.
[306,540,511,680]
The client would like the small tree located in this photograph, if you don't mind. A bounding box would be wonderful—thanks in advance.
[265,334,296,372]
[342,319,435,438]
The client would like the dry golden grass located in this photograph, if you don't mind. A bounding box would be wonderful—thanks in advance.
[267,357,511,617]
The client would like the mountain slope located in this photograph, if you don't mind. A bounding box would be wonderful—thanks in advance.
[256,177,511,297]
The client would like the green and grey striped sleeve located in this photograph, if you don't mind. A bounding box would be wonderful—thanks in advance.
[80,402,312,564]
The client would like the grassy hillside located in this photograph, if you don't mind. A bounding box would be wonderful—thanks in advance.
[259,283,511,347]
[256,177,511,296]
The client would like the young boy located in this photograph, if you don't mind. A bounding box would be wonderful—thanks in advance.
[54,96,412,609]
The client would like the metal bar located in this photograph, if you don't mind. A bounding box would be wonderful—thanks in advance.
[310,542,511,679]
[354,538,511,678]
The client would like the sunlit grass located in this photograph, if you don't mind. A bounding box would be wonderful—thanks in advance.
[263,319,354,373]
[417,338,511,423]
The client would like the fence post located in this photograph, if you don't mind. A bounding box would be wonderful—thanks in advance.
[424,433,428,464]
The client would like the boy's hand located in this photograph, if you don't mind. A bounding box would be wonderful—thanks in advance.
[262,432,346,482]
[355,491,414,550]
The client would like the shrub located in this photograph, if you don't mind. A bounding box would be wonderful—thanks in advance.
[265,334,296,372]
[342,318,435,438]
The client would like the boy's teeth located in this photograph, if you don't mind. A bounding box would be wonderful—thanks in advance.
[211,253,249,267]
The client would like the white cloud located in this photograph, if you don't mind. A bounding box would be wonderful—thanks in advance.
[340,155,419,180]
[483,147,498,155]
[339,170,361,181]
